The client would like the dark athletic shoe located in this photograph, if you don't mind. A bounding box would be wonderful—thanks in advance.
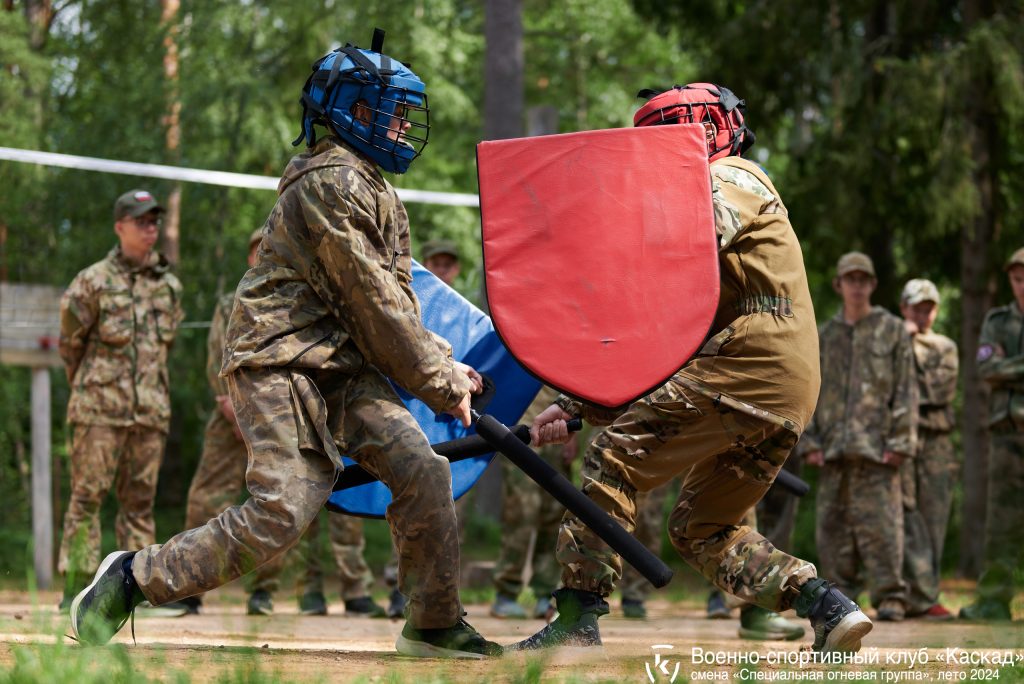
[247,590,274,616]
[344,596,386,618]
[395,618,502,659]
[506,588,609,651]
[387,588,407,619]
[622,598,647,619]
[706,590,730,619]
[70,551,143,646]
[795,579,873,654]
[179,596,202,615]
[298,591,328,616]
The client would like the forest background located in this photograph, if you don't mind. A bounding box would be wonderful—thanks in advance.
[1,0,1022,590]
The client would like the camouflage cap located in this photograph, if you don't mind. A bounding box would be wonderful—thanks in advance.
[901,278,940,306]
[248,228,264,249]
[421,239,459,261]
[1004,247,1024,272]
[836,251,876,278]
[114,189,164,220]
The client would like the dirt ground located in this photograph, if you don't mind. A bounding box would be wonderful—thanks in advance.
[0,588,1022,683]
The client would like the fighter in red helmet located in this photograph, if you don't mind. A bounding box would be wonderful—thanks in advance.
[511,83,873,655]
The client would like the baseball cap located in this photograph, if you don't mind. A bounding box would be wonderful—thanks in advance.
[421,239,459,261]
[836,252,876,278]
[901,279,940,306]
[114,189,165,221]
[1004,247,1024,272]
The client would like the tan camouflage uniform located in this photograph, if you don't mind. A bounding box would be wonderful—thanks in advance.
[799,306,917,609]
[902,323,958,614]
[493,386,569,602]
[554,158,821,611]
[619,479,672,603]
[185,291,381,599]
[58,246,183,579]
[130,137,474,629]
[973,302,1024,605]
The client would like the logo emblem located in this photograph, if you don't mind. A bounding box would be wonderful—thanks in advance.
[646,644,681,683]
[133,191,153,202]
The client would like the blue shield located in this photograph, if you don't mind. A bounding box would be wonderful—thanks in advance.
[326,261,541,518]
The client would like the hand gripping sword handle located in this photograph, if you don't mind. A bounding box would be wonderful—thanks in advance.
[472,411,673,589]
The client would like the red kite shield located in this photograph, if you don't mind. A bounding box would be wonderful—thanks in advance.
[478,124,719,408]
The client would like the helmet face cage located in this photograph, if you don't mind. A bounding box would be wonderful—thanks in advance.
[295,45,430,174]
[633,84,752,162]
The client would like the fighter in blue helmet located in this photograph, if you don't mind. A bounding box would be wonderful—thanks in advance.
[68,30,502,659]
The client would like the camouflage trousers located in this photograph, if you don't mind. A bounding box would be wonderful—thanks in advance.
[620,479,672,603]
[558,378,816,611]
[976,430,1024,604]
[58,424,164,580]
[133,365,461,628]
[816,458,905,608]
[184,410,381,598]
[902,429,958,613]
[493,446,567,600]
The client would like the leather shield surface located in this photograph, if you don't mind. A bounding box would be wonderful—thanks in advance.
[326,261,541,518]
[478,124,719,408]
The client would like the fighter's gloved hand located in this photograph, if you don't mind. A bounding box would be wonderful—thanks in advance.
[531,404,575,446]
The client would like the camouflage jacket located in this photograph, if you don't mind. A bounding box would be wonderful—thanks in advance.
[911,329,958,433]
[206,292,234,396]
[798,306,917,462]
[559,157,820,435]
[221,137,472,414]
[60,245,183,432]
[977,302,1024,430]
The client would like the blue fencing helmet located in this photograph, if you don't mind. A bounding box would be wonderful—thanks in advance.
[293,29,428,174]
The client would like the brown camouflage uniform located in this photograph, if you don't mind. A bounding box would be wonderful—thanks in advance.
[554,158,821,612]
[184,292,380,598]
[130,137,473,629]
[799,306,917,608]
[973,302,1024,605]
[493,386,569,602]
[902,327,958,614]
[619,479,672,603]
[58,246,183,579]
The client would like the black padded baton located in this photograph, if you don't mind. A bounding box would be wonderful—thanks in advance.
[473,411,674,589]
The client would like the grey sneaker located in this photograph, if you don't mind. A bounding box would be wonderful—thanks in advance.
[396,618,502,659]
[507,588,608,651]
[490,593,527,619]
[70,551,143,646]
[876,598,906,622]
[795,579,873,654]
[533,596,554,620]
[247,590,274,616]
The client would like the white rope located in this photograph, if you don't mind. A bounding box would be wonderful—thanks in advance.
[0,147,481,207]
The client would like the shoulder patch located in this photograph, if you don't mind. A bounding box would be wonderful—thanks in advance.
[977,344,995,362]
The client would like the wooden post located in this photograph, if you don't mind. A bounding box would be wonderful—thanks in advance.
[31,366,53,589]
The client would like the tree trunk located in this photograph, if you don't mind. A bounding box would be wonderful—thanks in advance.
[476,0,524,521]
[160,0,182,266]
[23,0,54,51]
[957,0,997,578]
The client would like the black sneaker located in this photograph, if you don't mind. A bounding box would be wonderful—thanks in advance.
[387,588,407,619]
[506,588,609,651]
[180,596,202,615]
[298,591,328,616]
[622,598,647,619]
[70,551,143,646]
[395,617,502,659]
[345,596,386,618]
[247,590,274,616]
[795,579,873,654]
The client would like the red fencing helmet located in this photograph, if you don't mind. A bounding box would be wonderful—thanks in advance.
[633,83,755,162]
